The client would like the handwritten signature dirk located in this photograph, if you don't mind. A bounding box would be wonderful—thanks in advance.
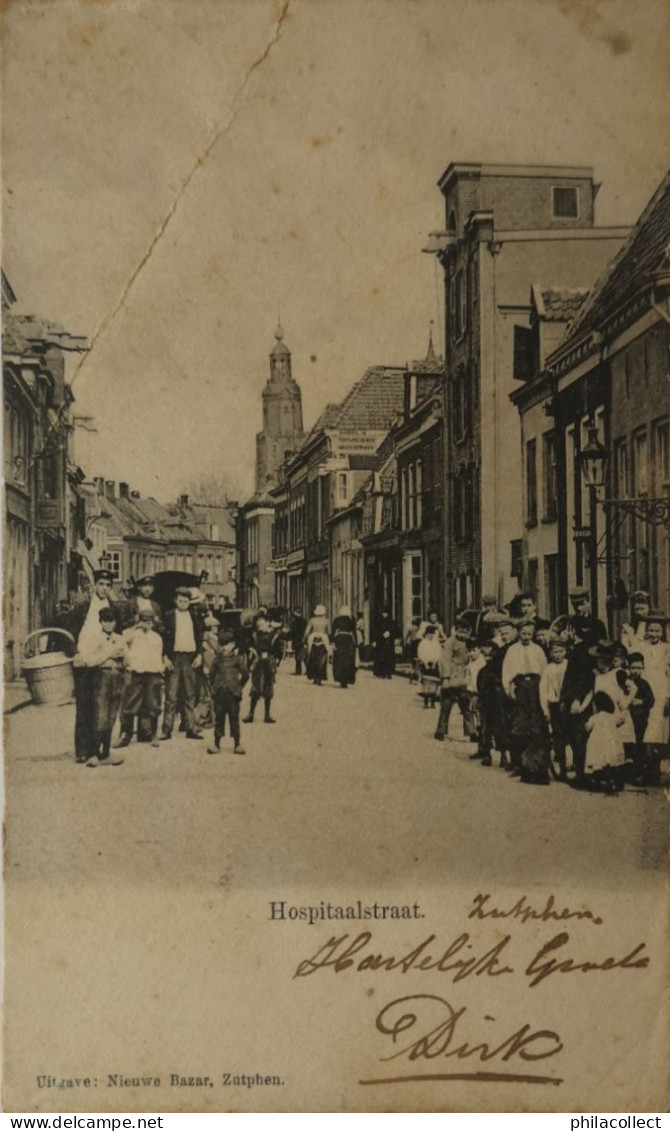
[359,994,564,1088]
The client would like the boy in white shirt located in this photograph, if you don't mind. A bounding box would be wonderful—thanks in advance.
[539,637,570,780]
[77,607,126,767]
[117,609,168,748]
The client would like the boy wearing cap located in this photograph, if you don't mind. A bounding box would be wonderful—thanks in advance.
[434,618,471,742]
[195,613,221,729]
[78,606,126,767]
[117,609,168,747]
[244,613,284,721]
[69,568,120,763]
[208,630,249,754]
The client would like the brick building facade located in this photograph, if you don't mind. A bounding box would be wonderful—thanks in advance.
[427,162,629,625]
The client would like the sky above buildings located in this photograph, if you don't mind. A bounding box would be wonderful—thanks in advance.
[3,0,668,499]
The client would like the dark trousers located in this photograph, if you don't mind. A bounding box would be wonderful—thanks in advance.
[248,690,273,719]
[435,686,470,739]
[466,691,480,739]
[93,729,113,758]
[120,672,163,740]
[568,712,589,777]
[74,668,96,762]
[195,670,213,727]
[213,690,241,745]
[162,653,197,736]
[627,742,662,787]
[548,702,570,772]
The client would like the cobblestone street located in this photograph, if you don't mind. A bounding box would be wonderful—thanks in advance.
[5,666,666,893]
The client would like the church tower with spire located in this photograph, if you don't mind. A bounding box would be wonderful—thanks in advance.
[255,324,304,494]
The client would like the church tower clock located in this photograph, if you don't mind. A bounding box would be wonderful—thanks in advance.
[255,324,304,494]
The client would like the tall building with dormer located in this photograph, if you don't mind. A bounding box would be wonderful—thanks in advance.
[255,325,304,494]
[425,162,630,626]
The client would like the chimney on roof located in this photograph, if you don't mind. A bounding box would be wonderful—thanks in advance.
[105,480,116,501]
[131,490,141,499]
[119,482,130,499]
[94,476,105,496]
[179,494,189,508]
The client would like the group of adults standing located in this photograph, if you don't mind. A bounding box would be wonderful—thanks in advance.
[287,605,359,687]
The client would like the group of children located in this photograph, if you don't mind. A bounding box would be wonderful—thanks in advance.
[75,601,256,766]
[410,598,669,793]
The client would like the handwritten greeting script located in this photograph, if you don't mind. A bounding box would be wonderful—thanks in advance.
[291,894,650,1088]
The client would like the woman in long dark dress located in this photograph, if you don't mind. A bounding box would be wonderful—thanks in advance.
[331,605,357,688]
[304,604,330,685]
[373,610,401,679]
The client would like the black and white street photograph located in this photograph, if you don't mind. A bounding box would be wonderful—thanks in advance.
[2,0,669,1116]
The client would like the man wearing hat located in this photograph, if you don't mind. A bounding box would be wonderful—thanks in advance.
[68,569,120,763]
[128,575,163,631]
[514,593,550,641]
[161,587,205,741]
[475,595,503,644]
[567,586,607,651]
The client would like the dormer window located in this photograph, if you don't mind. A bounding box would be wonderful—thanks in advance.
[552,186,579,219]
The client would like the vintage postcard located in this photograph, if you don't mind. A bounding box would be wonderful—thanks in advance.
[2,0,669,1115]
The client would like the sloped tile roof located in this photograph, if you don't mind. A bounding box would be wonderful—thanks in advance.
[301,403,341,448]
[533,285,590,322]
[100,499,138,538]
[187,503,236,542]
[562,169,670,343]
[297,367,404,454]
[333,367,405,430]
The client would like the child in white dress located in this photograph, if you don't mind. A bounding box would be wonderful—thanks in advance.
[584,691,626,793]
[417,625,442,708]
